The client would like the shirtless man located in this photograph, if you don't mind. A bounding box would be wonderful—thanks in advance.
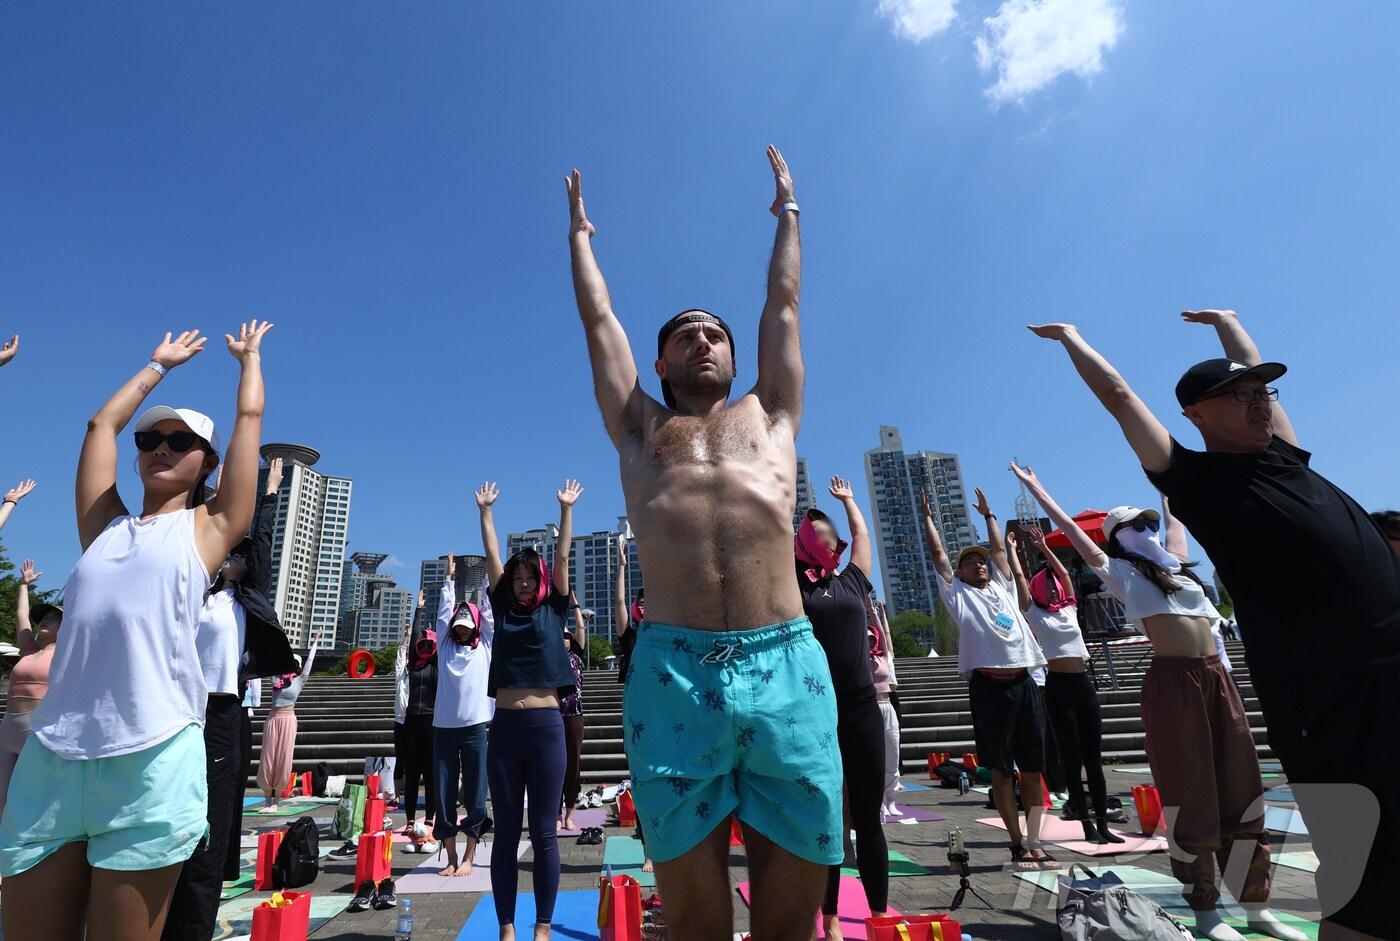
[566,148,841,941]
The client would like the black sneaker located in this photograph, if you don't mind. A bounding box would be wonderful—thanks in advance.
[349,880,377,912]
[373,878,398,909]
[328,840,358,859]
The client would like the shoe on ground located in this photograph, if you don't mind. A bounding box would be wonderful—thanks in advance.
[373,878,398,909]
[349,880,377,912]
[329,840,358,859]
[420,840,439,854]
[589,793,602,808]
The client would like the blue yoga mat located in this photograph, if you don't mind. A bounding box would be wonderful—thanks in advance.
[897,783,931,792]
[455,889,601,940]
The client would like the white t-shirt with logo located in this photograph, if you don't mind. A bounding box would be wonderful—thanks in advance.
[942,566,1047,680]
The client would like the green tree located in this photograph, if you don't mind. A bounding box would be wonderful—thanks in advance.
[932,601,959,657]
[888,610,931,658]
[0,539,60,648]
[585,635,615,670]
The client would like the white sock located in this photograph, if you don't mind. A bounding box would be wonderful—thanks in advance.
[1243,907,1308,941]
[1195,909,1246,941]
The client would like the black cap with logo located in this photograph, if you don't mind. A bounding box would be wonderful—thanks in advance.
[1174,358,1287,408]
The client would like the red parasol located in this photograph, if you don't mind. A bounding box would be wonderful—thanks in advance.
[1044,510,1109,548]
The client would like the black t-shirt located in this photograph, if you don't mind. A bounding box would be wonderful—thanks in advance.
[1146,437,1400,672]
[799,562,876,705]
[616,622,637,685]
[486,582,578,699]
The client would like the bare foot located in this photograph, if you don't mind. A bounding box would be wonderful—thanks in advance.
[533,922,551,941]
[642,858,654,873]
[437,863,459,877]
[457,858,473,877]
[498,926,515,941]
[824,912,846,941]
[563,815,576,832]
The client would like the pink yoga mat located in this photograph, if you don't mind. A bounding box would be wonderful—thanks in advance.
[558,807,609,835]
[738,875,898,940]
[396,840,527,893]
[975,815,1168,856]
[886,803,946,824]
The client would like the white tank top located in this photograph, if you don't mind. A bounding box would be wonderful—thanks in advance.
[33,509,211,759]
[197,587,246,697]
[1026,604,1090,662]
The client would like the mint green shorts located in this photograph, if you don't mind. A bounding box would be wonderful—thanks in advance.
[0,723,208,877]
[621,617,843,865]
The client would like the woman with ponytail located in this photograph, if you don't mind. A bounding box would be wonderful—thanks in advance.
[1011,461,1302,941]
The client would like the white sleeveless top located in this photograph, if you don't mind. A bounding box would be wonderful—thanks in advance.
[1026,604,1090,662]
[1090,558,1221,623]
[33,509,211,759]
[197,587,246,697]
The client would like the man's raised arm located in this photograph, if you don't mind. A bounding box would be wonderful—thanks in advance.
[567,170,642,450]
[753,146,803,427]
[1181,309,1297,446]
[1028,323,1174,474]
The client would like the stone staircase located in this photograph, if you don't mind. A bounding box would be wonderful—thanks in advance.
[237,638,1268,786]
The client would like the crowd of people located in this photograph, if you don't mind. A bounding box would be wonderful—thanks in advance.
[0,147,1397,941]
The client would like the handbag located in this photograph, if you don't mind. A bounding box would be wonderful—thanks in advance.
[1057,865,1193,941]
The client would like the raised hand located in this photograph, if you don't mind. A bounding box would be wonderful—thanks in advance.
[475,482,499,509]
[0,334,17,367]
[565,170,596,239]
[417,589,426,609]
[446,553,456,578]
[20,559,40,585]
[1026,323,1078,342]
[919,487,933,519]
[973,487,992,517]
[1005,530,1019,553]
[767,146,795,216]
[828,475,855,502]
[557,479,584,507]
[1180,309,1237,326]
[618,533,627,563]
[265,457,284,495]
[1009,460,1040,489]
[225,320,275,360]
[1027,525,1048,549]
[152,330,208,369]
[4,479,36,504]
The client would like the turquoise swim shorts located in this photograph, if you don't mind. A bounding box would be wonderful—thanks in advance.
[621,617,843,865]
[0,723,208,877]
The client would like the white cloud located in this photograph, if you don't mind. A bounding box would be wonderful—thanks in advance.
[383,554,404,569]
[974,0,1124,105]
[878,0,959,42]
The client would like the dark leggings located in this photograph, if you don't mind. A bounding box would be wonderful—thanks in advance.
[1044,671,1108,820]
[489,707,565,927]
[400,714,436,824]
[560,713,585,816]
[824,697,888,915]
[223,704,253,881]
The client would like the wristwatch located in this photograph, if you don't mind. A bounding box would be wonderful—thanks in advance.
[145,360,168,378]
[779,201,800,215]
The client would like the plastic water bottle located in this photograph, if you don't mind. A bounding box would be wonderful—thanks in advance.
[394,898,413,941]
[958,772,970,795]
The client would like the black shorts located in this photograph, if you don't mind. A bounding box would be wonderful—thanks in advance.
[968,671,1046,775]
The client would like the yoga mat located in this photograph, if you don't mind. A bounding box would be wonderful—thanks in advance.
[1217,912,1319,940]
[1110,767,1155,774]
[242,796,264,807]
[738,876,898,941]
[236,843,333,866]
[601,835,656,887]
[219,873,254,901]
[213,894,349,941]
[896,782,931,792]
[885,803,945,824]
[1013,864,1180,893]
[397,840,527,893]
[1265,807,1308,835]
[1259,761,1284,773]
[559,807,610,834]
[841,849,929,878]
[252,800,333,817]
[1264,786,1296,803]
[454,890,600,940]
[1272,850,1320,873]
[1112,767,1279,780]
[976,815,1167,855]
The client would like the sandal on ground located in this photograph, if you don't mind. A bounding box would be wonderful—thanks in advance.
[1007,844,1037,870]
[1029,847,1061,869]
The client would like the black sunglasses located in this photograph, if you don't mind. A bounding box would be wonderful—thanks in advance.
[1126,518,1160,534]
[134,430,203,453]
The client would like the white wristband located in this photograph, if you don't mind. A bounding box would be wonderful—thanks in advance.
[780,201,800,215]
[145,360,168,378]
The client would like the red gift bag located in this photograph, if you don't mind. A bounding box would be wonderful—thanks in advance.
[354,831,393,887]
[617,790,637,827]
[961,752,978,771]
[866,914,962,941]
[254,830,287,891]
[365,772,381,797]
[363,797,386,834]
[596,874,644,941]
[728,817,744,846]
[281,771,297,799]
[1133,785,1164,836]
[251,891,311,941]
[299,772,314,797]
[927,752,950,779]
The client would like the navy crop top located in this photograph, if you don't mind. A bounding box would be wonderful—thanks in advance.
[486,581,577,699]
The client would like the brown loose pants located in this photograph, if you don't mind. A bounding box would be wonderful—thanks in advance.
[1141,655,1272,912]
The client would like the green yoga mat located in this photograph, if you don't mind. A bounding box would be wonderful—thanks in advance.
[1013,864,1179,893]
[1272,850,1320,873]
[602,835,656,887]
[219,873,254,901]
[841,849,929,878]
[251,800,333,816]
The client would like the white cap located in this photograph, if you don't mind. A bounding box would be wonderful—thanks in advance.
[1104,505,1160,539]
[134,406,222,455]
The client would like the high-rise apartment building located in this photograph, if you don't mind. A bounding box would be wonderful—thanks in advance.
[864,425,975,616]
[793,456,816,530]
[506,517,642,645]
[337,552,416,650]
[260,443,353,648]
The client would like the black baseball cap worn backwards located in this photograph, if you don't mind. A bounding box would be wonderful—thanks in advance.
[656,310,737,409]
[1175,358,1287,408]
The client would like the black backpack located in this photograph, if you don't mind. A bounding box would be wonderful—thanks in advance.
[933,761,965,789]
[272,816,320,889]
[311,761,331,797]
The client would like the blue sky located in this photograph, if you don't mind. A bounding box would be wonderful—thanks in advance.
[3,2,1397,593]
